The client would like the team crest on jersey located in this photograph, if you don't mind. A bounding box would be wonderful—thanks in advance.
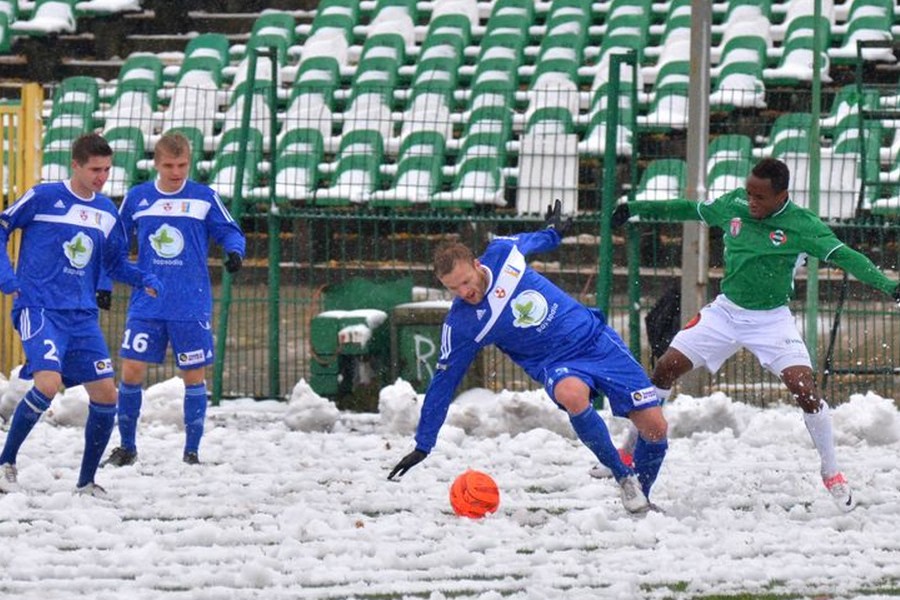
[511,290,549,329]
[149,223,185,258]
[63,231,94,268]
[494,287,507,299]
[730,217,742,237]
[163,202,173,212]
[769,229,787,246]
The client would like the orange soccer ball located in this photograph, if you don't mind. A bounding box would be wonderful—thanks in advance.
[449,470,500,519]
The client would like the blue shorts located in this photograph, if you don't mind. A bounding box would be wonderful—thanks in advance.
[13,308,114,386]
[543,325,658,417]
[120,317,214,370]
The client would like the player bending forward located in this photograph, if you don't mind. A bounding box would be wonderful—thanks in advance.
[389,201,669,514]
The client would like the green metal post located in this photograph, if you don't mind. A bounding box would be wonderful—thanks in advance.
[266,49,281,399]
[597,53,631,315]
[212,46,267,403]
[805,0,823,368]
[624,56,641,356]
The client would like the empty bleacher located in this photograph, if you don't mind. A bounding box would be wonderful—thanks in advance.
[4,0,898,219]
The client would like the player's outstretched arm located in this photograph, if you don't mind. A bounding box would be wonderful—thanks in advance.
[828,246,898,298]
[388,449,428,480]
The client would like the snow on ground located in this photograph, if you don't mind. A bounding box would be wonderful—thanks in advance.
[0,373,898,599]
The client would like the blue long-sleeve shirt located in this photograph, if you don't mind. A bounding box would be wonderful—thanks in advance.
[414,229,608,452]
[115,179,245,321]
[0,181,145,310]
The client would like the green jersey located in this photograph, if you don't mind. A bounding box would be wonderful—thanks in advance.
[628,189,897,310]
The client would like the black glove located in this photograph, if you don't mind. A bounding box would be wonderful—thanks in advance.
[387,449,428,481]
[611,203,632,228]
[893,283,900,307]
[544,199,573,237]
[224,251,243,274]
[96,290,112,311]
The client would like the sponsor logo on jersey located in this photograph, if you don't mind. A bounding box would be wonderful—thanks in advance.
[149,223,185,259]
[631,386,657,407]
[476,309,486,321]
[510,290,549,329]
[93,358,114,375]
[54,200,66,209]
[730,217,742,237]
[138,198,150,208]
[163,202,173,212]
[769,229,787,246]
[63,231,94,269]
[503,264,521,278]
[177,349,206,366]
[494,287,507,299]
[181,202,191,213]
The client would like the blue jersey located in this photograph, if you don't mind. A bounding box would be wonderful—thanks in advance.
[415,229,615,452]
[117,179,245,321]
[0,181,144,310]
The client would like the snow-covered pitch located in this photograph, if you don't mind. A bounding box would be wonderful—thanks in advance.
[0,374,897,599]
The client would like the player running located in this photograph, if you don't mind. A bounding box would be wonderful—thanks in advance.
[605,157,900,511]
[0,133,162,495]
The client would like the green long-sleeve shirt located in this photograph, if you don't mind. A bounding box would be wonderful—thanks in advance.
[628,189,897,310]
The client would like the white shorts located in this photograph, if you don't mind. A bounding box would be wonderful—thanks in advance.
[670,294,812,377]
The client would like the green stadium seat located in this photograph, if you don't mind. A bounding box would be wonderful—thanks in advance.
[40,149,71,182]
[208,129,263,199]
[764,15,833,84]
[274,128,324,203]
[631,158,687,202]
[184,33,230,66]
[43,125,86,151]
[432,156,505,208]
[639,61,690,131]
[10,0,76,36]
[315,130,384,206]
[48,76,99,131]
[830,0,896,63]
[103,126,146,196]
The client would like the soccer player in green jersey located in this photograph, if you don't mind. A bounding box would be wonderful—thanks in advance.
[607,157,900,512]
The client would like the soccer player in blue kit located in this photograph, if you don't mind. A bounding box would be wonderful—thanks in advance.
[0,133,162,495]
[102,132,245,467]
[388,201,669,513]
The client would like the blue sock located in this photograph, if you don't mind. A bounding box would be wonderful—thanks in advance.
[0,388,52,465]
[633,436,668,498]
[569,406,632,481]
[183,382,207,454]
[117,382,143,452]
[78,401,116,488]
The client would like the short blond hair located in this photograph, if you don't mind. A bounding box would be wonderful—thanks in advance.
[155,131,192,158]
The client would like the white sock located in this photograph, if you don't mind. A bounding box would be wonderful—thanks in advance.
[802,400,840,478]
[655,386,672,404]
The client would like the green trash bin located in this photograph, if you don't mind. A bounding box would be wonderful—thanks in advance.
[390,301,484,394]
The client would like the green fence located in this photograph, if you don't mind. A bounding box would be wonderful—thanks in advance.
[69,43,900,406]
